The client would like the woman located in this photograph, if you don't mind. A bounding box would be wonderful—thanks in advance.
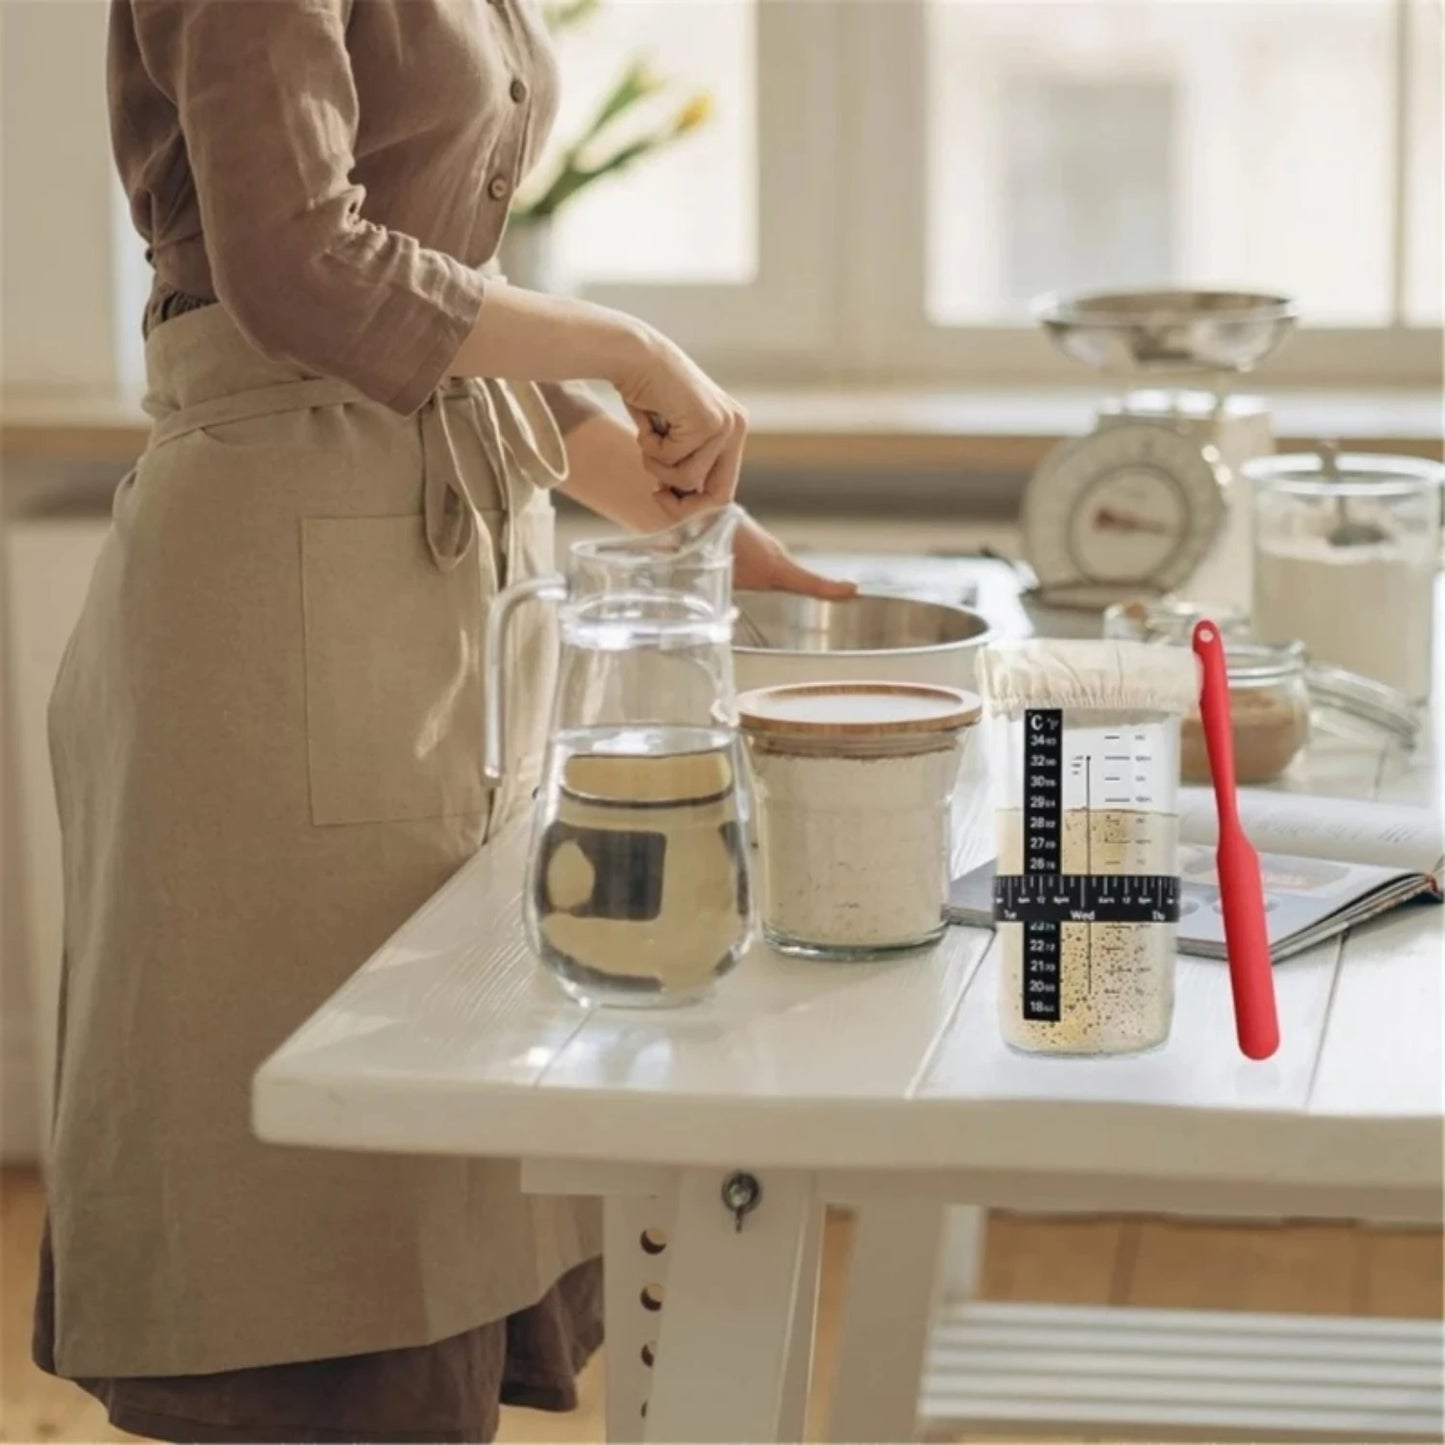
[35,2,850,1440]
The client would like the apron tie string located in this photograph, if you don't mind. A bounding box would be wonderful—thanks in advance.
[488,378,569,490]
[469,380,517,585]
[424,378,568,576]
[420,390,476,572]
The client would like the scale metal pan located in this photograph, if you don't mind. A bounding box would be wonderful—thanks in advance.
[1034,287,1298,375]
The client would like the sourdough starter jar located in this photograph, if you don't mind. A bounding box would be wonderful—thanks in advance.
[738,682,981,958]
[981,641,1199,1055]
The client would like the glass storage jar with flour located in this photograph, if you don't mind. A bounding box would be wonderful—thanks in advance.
[1248,449,1443,703]
[738,682,981,958]
[484,506,752,1007]
[981,641,1199,1055]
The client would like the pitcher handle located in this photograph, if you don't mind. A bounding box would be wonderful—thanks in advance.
[483,573,567,787]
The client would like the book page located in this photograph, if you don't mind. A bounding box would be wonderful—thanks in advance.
[1176,844,1433,953]
[1179,788,1443,881]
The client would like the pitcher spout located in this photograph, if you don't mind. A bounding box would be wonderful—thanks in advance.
[567,502,743,619]
[661,501,744,562]
[572,501,743,568]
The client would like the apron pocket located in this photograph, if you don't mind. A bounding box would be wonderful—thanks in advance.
[301,514,493,827]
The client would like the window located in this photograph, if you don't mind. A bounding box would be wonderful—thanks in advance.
[927,2,1406,326]
[552,0,1441,388]
[61,0,1439,394]
[538,0,757,285]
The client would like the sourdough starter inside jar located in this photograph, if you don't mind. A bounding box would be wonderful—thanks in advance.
[980,641,1199,1059]
[996,807,1178,1053]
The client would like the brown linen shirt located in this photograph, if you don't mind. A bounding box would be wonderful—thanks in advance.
[110,0,598,423]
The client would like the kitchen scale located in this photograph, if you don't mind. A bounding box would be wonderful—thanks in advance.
[1022,288,1298,631]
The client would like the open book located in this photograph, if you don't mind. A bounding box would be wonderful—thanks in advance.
[948,789,1443,963]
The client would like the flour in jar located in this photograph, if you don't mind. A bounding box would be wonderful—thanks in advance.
[1254,536,1436,701]
[749,744,963,953]
[996,807,1178,1054]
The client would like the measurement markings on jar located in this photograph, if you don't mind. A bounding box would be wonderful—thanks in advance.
[1021,709,1063,1022]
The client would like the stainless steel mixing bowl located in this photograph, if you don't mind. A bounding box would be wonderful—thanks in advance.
[732,591,992,694]
[1034,287,1298,375]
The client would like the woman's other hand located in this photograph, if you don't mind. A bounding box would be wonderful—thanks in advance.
[733,514,858,599]
[613,327,747,512]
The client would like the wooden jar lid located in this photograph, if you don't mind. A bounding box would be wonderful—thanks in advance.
[736,681,982,739]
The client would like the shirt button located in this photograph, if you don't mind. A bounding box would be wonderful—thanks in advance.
[488,175,510,201]
[510,77,527,103]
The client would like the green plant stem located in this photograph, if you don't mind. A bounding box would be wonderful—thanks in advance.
[541,0,598,32]
[527,135,667,220]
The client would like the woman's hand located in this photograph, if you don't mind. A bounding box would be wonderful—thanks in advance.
[451,285,745,513]
[556,413,855,600]
[612,326,748,514]
[733,513,858,600]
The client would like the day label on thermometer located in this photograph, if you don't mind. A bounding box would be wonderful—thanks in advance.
[1022,709,1063,1022]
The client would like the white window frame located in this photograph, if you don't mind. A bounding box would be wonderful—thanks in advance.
[577,0,1442,390]
[579,2,847,382]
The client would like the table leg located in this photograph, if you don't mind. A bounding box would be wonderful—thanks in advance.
[938,1206,986,1299]
[825,1198,946,1444]
[778,1197,825,1442]
[645,1168,816,1444]
[604,1193,676,1444]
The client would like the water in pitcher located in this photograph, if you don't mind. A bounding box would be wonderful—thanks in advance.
[528,724,751,1007]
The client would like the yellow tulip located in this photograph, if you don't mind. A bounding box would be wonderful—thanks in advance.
[675,92,713,134]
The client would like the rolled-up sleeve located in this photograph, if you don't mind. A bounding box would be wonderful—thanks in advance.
[139,0,484,414]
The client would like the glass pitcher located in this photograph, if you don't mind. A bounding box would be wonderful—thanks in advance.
[483,505,753,1007]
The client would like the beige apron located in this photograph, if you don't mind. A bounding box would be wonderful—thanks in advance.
[45,303,598,1378]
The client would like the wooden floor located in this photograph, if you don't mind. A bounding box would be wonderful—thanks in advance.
[2,1170,1439,1443]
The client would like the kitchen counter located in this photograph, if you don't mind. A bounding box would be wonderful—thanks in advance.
[5,384,1442,473]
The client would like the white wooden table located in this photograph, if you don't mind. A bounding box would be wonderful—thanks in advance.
[255,690,1443,1443]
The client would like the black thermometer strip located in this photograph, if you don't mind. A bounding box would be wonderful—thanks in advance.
[993,873,1182,925]
[999,709,1180,1024]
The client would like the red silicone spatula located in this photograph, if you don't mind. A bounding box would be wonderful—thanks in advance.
[1192,619,1280,1061]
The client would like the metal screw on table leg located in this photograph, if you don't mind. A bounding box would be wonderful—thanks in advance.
[721,1170,762,1231]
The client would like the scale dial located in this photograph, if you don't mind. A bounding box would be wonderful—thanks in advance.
[1023,420,1227,593]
